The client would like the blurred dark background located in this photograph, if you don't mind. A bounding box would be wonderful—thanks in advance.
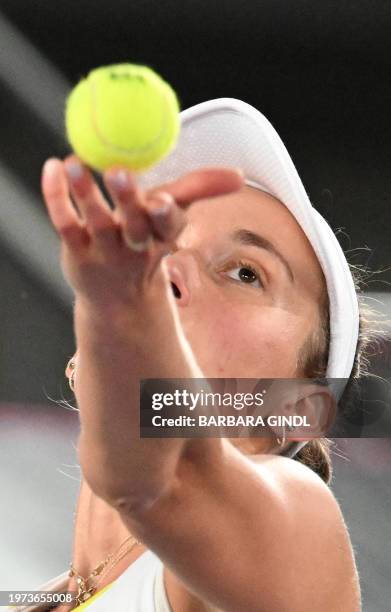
[0,2,390,610]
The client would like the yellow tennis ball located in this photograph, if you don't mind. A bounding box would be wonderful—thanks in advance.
[65,63,180,171]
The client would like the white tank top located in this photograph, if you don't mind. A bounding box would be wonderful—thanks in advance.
[77,550,221,612]
[7,550,222,611]
[77,550,172,611]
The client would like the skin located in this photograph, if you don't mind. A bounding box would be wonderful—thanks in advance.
[41,157,361,612]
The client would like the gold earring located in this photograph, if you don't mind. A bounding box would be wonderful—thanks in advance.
[68,360,76,392]
[276,425,286,447]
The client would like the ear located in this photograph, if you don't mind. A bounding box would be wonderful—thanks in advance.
[282,384,337,441]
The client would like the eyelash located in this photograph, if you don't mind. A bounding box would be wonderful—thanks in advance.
[223,258,264,288]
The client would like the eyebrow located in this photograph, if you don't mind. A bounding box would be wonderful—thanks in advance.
[229,228,295,283]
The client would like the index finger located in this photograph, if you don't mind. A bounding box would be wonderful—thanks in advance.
[146,167,244,208]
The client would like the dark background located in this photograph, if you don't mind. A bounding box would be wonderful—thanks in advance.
[0,2,390,610]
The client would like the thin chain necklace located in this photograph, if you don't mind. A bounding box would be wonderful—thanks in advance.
[69,534,140,606]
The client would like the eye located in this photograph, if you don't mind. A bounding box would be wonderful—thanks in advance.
[224,259,264,288]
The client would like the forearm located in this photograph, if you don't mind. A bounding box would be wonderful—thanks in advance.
[74,295,205,510]
[41,157,242,513]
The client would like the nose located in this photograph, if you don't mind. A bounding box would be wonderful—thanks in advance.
[164,252,198,307]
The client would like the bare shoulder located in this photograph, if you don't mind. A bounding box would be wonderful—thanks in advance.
[255,452,355,538]
[250,453,362,611]
[164,452,362,612]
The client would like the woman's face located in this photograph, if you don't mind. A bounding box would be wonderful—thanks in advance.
[66,185,326,383]
[66,185,328,454]
[164,185,326,379]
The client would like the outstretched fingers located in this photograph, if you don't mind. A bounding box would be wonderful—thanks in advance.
[104,167,188,250]
[147,167,244,208]
[43,159,243,283]
[63,156,120,251]
[41,158,86,250]
[104,168,167,252]
[144,191,186,242]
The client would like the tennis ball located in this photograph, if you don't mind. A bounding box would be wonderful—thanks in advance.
[65,63,180,171]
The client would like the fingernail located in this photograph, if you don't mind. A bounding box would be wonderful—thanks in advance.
[42,158,59,178]
[108,169,129,190]
[66,161,84,181]
[149,192,174,216]
[123,234,153,252]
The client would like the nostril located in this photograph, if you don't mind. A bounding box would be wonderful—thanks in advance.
[171,282,181,299]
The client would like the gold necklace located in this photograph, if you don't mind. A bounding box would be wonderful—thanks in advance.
[69,534,140,606]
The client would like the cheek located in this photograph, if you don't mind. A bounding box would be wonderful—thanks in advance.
[191,304,302,378]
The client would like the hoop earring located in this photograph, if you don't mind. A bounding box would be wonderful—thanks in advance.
[275,425,286,447]
[68,361,76,392]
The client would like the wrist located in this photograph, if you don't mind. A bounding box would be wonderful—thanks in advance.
[74,283,173,339]
[73,292,203,381]
[73,260,171,317]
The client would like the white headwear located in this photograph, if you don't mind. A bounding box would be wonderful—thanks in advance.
[140,98,360,457]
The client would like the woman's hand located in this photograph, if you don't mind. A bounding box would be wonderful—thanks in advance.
[41,155,243,311]
[41,155,244,508]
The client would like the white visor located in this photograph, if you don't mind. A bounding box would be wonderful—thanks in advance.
[139,98,360,457]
